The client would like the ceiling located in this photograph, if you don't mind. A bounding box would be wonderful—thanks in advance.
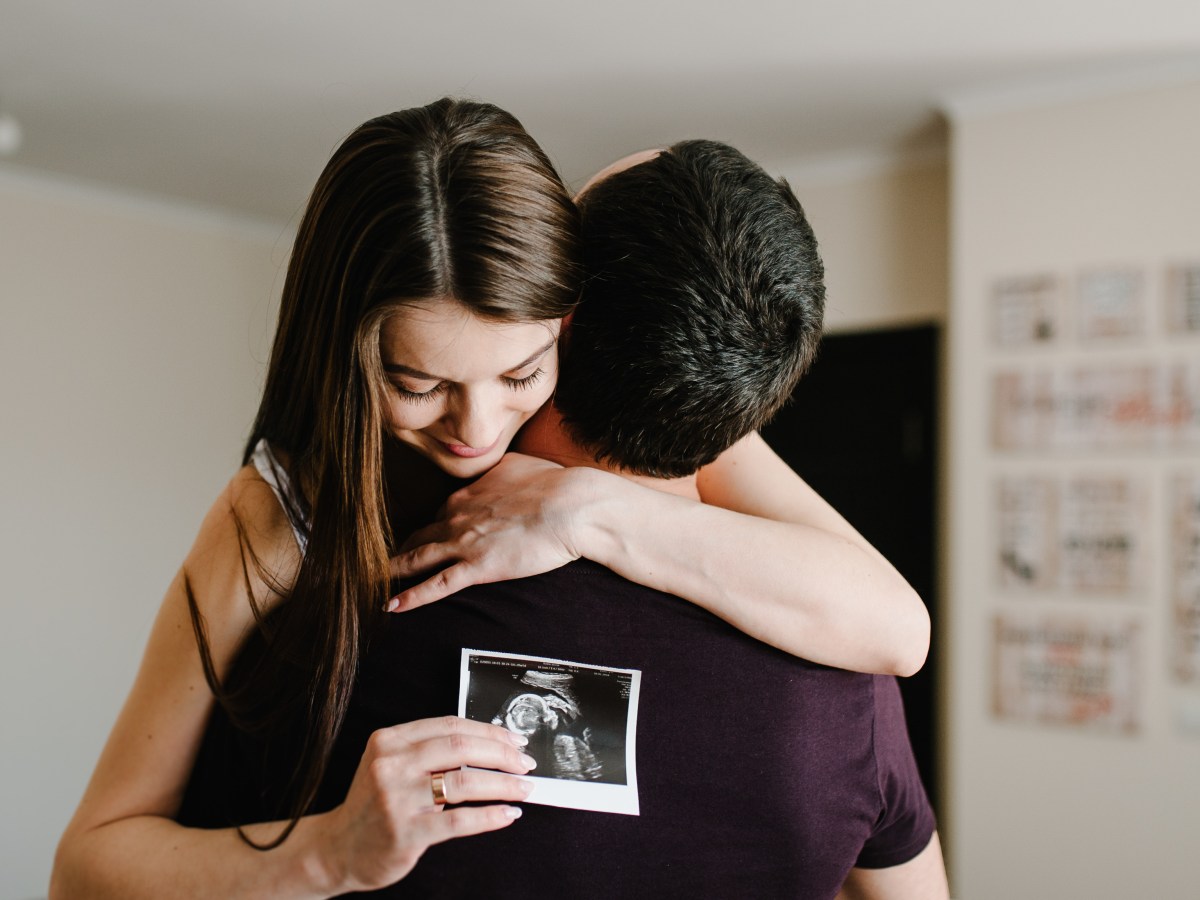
[2,0,1198,227]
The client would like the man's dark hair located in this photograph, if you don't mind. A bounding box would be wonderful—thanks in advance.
[556,139,825,478]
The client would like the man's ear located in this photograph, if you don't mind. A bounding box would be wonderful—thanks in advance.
[554,311,574,369]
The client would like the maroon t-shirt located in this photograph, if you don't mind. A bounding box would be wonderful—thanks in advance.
[182,560,935,898]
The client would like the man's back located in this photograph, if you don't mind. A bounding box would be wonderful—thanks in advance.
[320,560,935,898]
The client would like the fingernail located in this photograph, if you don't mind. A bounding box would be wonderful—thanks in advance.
[508,732,529,747]
[384,597,399,613]
[520,753,537,769]
[504,806,523,819]
[518,778,534,795]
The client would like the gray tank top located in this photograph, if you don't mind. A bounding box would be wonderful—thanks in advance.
[249,439,309,555]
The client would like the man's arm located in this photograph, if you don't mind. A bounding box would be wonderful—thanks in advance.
[836,832,950,900]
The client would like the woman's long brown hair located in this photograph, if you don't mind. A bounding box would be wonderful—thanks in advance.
[187,98,580,846]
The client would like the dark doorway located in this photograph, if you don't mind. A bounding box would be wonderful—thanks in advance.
[761,323,941,815]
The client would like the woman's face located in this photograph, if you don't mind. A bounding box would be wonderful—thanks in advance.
[379,298,561,478]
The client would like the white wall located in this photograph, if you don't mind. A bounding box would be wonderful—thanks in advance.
[945,79,1200,898]
[0,170,285,898]
[776,151,949,333]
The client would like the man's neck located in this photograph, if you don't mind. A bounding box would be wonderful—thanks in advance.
[515,404,700,500]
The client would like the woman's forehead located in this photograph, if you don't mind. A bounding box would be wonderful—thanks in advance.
[380,297,559,378]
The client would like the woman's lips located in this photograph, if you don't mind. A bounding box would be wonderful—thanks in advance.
[440,438,498,459]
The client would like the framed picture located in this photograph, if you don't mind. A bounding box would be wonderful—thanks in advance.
[1170,475,1200,683]
[1165,263,1200,335]
[1077,267,1145,342]
[990,274,1060,347]
[992,614,1141,733]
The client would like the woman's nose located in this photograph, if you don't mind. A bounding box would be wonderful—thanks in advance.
[444,389,504,449]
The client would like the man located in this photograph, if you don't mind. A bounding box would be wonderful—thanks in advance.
[328,140,948,897]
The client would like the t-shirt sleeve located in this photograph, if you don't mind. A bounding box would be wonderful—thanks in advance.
[854,675,938,869]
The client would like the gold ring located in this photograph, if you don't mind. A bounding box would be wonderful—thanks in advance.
[430,771,448,806]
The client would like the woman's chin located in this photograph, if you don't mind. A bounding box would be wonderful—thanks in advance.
[428,444,506,479]
[439,459,495,479]
[392,432,507,478]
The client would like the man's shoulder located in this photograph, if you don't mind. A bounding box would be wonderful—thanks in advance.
[445,560,871,687]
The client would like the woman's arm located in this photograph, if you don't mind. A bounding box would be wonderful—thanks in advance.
[389,434,928,676]
[51,469,533,899]
[55,715,532,899]
[692,432,928,675]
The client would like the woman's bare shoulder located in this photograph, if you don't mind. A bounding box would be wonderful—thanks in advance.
[182,464,303,635]
[56,466,306,839]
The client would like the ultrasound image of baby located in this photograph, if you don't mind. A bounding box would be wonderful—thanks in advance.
[491,671,603,781]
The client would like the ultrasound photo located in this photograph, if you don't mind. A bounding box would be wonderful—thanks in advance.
[459,649,642,815]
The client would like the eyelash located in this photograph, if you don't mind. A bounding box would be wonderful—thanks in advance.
[504,367,546,391]
[393,383,446,404]
[392,367,546,404]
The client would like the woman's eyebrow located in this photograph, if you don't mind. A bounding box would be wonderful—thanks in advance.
[382,339,555,381]
[382,362,440,380]
[509,339,556,372]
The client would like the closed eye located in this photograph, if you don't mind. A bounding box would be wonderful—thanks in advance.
[503,367,546,391]
[392,381,446,404]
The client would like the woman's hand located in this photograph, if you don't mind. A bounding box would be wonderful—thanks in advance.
[315,716,536,893]
[388,454,593,611]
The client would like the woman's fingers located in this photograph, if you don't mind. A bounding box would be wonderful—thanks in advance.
[389,540,457,582]
[364,720,525,753]
[416,804,524,848]
[438,767,535,806]
[411,732,538,777]
[388,560,490,612]
[393,520,452,560]
[362,717,536,782]
[329,717,534,892]
[387,455,588,612]
[389,525,456,580]
[370,715,526,750]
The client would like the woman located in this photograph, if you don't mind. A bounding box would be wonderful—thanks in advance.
[52,98,925,898]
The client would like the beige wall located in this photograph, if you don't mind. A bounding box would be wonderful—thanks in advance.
[945,79,1200,898]
[0,170,284,897]
[777,153,949,333]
